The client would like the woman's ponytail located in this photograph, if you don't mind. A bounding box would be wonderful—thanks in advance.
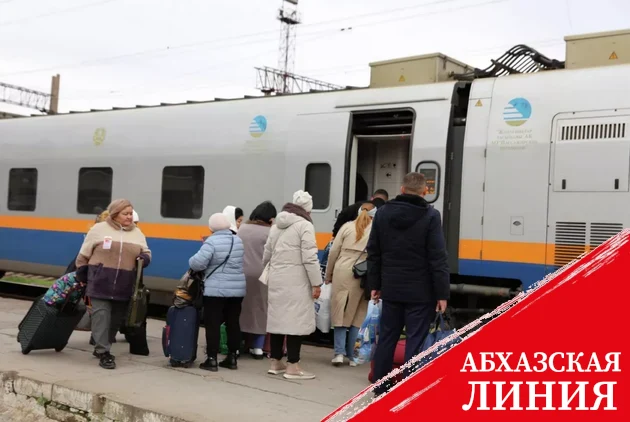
[355,209,371,242]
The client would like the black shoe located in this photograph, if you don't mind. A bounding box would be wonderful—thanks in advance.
[250,351,264,360]
[99,352,116,370]
[93,350,116,359]
[199,357,218,372]
[219,353,238,370]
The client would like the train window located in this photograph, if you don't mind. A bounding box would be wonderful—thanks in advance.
[77,167,113,215]
[7,168,38,212]
[305,163,331,210]
[160,166,205,219]
[415,161,440,204]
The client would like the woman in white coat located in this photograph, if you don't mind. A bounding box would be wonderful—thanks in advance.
[262,190,323,380]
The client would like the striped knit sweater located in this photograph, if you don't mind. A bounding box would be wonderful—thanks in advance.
[76,219,151,301]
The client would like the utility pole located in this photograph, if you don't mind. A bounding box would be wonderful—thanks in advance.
[277,0,301,93]
[49,74,60,115]
[255,1,345,95]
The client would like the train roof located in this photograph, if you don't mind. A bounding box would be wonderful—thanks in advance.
[5,85,369,119]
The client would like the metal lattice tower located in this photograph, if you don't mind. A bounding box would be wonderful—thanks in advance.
[255,66,344,94]
[277,0,301,93]
[0,81,51,112]
[0,75,60,115]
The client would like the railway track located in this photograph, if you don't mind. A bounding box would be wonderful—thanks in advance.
[0,280,47,301]
[0,272,52,300]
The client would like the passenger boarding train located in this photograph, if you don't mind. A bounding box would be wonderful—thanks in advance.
[1,58,629,324]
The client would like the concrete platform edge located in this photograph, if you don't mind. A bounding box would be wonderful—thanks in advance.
[1,370,186,422]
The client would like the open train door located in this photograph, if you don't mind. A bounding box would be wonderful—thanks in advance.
[284,111,350,251]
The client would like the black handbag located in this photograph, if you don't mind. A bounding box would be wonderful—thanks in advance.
[352,249,371,301]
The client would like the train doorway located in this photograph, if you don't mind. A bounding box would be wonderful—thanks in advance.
[348,135,411,205]
[343,109,415,207]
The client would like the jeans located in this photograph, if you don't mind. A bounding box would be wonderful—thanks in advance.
[249,333,266,350]
[203,296,243,357]
[333,326,360,359]
[270,334,302,364]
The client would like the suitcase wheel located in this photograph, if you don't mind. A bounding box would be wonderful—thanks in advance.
[55,345,66,352]
[22,346,32,355]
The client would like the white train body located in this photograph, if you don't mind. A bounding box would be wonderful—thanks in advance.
[1,61,628,315]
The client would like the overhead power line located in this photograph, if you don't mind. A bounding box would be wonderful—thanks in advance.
[0,0,119,27]
[1,0,514,77]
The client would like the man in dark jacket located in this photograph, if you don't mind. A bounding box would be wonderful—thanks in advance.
[366,172,449,393]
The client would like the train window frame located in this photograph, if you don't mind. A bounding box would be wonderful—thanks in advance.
[304,162,332,212]
[76,167,114,215]
[160,165,205,220]
[7,168,38,212]
[415,160,441,204]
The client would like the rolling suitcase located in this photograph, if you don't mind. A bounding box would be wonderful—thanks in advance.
[162,305,200,368]
[368,339,406,384]
[17,297,86,355]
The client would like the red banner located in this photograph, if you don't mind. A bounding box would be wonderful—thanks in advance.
[324,230,629,422]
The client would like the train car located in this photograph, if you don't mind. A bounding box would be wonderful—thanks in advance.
[1,50,629,327]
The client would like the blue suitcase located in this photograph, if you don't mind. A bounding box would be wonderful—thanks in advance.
[162,306,200,368]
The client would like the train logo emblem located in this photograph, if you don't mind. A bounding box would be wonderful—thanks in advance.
[93,128,106,146]
[249,115,267,138]
[503,97,532,127]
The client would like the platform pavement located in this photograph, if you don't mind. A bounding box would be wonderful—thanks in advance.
[0,297,372,422]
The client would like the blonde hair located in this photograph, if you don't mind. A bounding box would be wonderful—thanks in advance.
[95,210,110,224]
[107,199,133,221]
[355,205,374,242]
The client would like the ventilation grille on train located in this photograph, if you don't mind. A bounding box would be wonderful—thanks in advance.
[560,122,626,141]
[589,222,624,248]
[554,222,587,267]
[553,222,624,266]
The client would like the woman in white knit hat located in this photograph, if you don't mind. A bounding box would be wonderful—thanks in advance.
[189,212,246,372]
[262,190,323,380]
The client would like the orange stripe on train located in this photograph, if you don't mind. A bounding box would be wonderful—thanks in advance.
[459,239,559,266]
[0,215,334,250]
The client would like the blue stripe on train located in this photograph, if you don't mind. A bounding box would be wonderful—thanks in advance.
[458,259,558,291]
[0,227,201,280]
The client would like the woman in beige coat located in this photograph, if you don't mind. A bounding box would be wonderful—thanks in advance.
[324,200,378,367]
[263,190,323,380]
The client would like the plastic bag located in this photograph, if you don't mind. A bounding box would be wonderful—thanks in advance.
[314,283,332,333]
[356,300,381,364]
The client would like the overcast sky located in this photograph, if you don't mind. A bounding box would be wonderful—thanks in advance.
[1,0,629,115]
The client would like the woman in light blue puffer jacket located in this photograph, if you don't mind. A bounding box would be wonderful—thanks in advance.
[189,212,246,372]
